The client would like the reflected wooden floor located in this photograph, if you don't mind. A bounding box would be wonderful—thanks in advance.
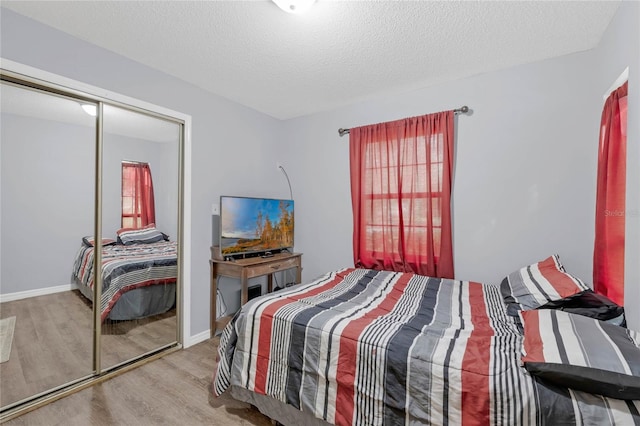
[0,290,176,408]
[3,337,273,426]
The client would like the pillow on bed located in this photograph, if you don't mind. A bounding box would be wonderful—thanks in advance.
[116,223,155,234]
[82,236,117,247]
[117,224,165,245]
[116,224,170,241]
[520,309,640,400]
[500,255,590,315]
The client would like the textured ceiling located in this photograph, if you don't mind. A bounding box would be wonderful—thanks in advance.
[2,1,621,120]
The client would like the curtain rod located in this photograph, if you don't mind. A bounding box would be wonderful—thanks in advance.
[338,105,469,137]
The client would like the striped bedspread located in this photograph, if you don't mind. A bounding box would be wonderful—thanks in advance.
[213,268,640,426]
[72,241,177,321]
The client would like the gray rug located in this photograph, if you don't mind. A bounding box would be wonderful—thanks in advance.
[0,316,16,363]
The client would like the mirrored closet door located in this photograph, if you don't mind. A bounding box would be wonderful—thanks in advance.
[0,69,184,418]
[100,104,180,369]
[0,81,96,408]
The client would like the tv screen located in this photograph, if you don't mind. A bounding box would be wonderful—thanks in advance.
[220,196,294,257]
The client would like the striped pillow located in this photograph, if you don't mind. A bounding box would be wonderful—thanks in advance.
[500,255,589,315]
[520,309,640,400]
[117,225,165,245]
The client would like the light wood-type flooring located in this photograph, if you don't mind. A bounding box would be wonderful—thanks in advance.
[0,290,177,408]
[1,290,272,425]
[3,336,272,425]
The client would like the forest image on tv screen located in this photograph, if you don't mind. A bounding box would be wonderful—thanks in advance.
[220,197,294,256]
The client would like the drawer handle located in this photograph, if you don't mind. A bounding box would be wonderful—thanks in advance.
[270,265,281,270]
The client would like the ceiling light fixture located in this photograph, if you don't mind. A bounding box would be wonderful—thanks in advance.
[272,0,315,14]
[81,104,97,116]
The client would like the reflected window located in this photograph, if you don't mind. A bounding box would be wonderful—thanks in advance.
[121,161,155,228]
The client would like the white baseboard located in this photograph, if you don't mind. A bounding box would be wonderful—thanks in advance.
[0,283,78,303]
[185,329,211,348]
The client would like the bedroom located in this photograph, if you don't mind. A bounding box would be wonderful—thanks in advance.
[0,0,638,424]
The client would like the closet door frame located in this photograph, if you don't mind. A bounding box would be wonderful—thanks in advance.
[0,59,192,421]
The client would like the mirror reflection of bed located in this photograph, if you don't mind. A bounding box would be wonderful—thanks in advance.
[70,227,178,360]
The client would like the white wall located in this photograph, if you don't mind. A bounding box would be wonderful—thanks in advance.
[1,113,94,291]
[281,50,601,284]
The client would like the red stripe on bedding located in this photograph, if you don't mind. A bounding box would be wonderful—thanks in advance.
[253,269,356,395]
[80,249,93,287]
[520,310,544,364]
[538,256,583,296]
[334,272,413,426]
[461,283,493,425]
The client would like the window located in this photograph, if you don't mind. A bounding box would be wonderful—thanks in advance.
[363,135,443,258]
[121,161,155,228]
[350,111,454,278]
[593,81,627,305]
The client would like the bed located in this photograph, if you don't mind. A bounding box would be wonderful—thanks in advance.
[71,236,177,322]
[213,257,640,425]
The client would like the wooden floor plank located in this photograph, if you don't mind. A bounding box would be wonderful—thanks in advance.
[2,291,277,425]
[4,337,273,426]
[0,291,176,407]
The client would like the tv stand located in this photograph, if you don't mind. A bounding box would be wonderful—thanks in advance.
[210,250,302,336]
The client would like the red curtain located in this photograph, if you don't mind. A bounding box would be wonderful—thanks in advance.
[122,162,156,228]
[593,81,627,305]
[349,111,454,278]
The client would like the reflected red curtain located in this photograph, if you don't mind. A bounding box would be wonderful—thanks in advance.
[349,111,454,278]
[593,81,627,305]
[122,162,156,228]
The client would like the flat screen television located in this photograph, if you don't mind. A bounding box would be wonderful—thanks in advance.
[219,196,294,258]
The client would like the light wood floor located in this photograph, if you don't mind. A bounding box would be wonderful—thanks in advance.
[0,290,177,408]
[0,290,272,425]
[3,337,273,425]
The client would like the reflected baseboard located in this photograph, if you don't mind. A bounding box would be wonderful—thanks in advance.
[0,283,78,303]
